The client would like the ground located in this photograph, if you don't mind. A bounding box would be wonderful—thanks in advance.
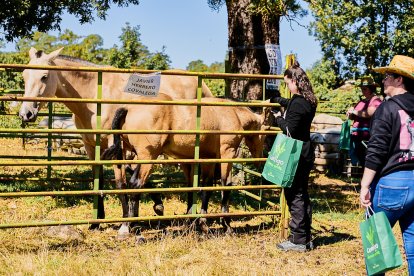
[0,138,408,275]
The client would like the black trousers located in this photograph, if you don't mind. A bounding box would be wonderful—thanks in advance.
[284,158,313,245]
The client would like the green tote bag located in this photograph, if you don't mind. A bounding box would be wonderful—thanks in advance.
[360,207,403,275]
[262,133,303,188]
[338,119,351,151]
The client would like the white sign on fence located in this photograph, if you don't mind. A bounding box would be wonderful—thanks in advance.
[265,44,282,90]
[123,72,161,97]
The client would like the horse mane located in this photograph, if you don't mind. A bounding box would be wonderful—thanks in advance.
[56,55,112,68]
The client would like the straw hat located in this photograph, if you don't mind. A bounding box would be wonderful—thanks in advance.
[373,55,414,80]
[357,76,379,87]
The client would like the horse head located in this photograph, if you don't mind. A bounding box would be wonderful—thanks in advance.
[19,47,64,122]
[261,100,276,128]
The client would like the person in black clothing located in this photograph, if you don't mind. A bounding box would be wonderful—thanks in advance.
[360,55,414,275]
[271,61,318,252]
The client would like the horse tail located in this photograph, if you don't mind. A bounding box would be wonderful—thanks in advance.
[101,107,128,161]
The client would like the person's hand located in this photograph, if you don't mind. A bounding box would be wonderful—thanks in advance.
[360,185,371,207]
[273,111,282,118]
[346,107,355,117]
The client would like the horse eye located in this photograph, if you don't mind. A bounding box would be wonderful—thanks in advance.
[41,75,48,82]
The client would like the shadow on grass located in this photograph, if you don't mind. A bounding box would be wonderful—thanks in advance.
[0,165,360,214]
[313,232,357,248]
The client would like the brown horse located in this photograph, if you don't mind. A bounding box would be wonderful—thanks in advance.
[102,95,270,238]
[18,47,214,225]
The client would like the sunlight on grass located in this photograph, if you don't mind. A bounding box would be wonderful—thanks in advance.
[0,138,408,275]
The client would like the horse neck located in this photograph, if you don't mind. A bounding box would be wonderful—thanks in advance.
[238,108,262,130]
[52,58,97,116]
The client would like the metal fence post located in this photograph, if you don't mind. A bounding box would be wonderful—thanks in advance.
[191,77,202,214]
[47,102,53,180]
[93,71,103,219]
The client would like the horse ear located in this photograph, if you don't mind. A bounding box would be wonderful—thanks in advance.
[29,47,38,59]
[47,47,64,61]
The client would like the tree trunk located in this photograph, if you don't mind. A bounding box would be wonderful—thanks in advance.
[226,0,280,101]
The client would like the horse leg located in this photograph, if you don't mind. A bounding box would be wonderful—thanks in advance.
[199,165,214,234]
[128,164,141,231]
[128,163,153,242]
[220,162,234,234]
[97,165,105,219]
[181,164,195,214]
[127,164,163,216]
[114,164,131,239]
[149,186,164,216]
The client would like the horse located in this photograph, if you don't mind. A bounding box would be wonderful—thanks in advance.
[101,95,271,238]
[18,47,214,227]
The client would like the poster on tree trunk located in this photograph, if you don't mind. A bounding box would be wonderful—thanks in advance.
[265,44,282,90]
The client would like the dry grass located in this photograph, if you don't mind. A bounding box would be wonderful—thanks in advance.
[0,138,409,275]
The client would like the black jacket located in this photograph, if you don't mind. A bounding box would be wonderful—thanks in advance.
[272,94,316,162]
[365,92,414,176]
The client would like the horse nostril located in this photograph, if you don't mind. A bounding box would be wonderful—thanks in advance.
[26,111,33,119]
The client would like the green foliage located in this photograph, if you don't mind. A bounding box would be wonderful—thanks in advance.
[0,24,172,129]
[0,52,28,89]
[139,47,171,70]
[103,23,171,69]
[208,0,306,19]
[309,1,414,81]
[16,30,106,64]
[318,85,362,117]
[187,60,209,72]
[307,59,338,99]
[1,22,171,72]
[307,59,361,116]
[105,23,150,68]
[0,0,140,42]
[186,60,225,97]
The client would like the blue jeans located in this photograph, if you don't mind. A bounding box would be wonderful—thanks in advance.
[371,170,414,275]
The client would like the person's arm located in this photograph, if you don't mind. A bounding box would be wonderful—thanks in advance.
[350,98,382,118]
[275,99,303,135]
[351,106,376,118]
[270,96,290,107]
[360,104,392,207]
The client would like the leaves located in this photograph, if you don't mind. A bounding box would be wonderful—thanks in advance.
[309,0,414,80]
[186,60,225,97]
[0,0,140,42]
[0,23,171,90]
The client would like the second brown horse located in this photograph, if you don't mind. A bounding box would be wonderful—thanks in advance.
[102,95,271,238]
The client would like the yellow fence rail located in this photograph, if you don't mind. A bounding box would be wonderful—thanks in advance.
[0,63,287,237]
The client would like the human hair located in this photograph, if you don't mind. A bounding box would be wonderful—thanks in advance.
[284,61,318,107]
[362,85,377,95]
[402,76,414,93]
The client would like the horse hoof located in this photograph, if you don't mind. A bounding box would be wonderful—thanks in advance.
[116,232,132,241]
[153,204,164,216]
[89,223,100,231]
[135,236,146,244]
[116,224,131,240]
[199,218,209,234]
[224,227,234,235]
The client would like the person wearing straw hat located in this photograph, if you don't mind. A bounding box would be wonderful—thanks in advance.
[360,55,414,275]
[346,76,382,167]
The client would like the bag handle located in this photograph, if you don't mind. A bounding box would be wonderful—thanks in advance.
[365,206,375,220]
[286,126,291,137]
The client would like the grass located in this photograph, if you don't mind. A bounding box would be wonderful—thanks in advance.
[0,138,409,275]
